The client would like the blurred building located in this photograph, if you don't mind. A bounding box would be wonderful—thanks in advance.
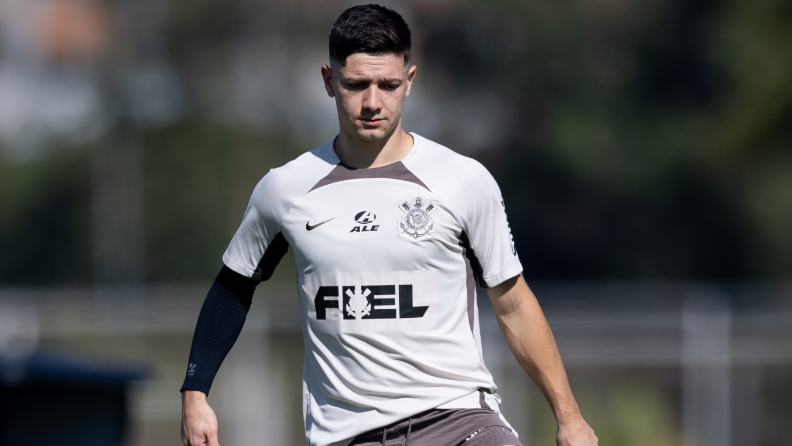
[0,0,112,157]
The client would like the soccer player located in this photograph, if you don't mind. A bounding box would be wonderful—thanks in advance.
[180,4,597,446]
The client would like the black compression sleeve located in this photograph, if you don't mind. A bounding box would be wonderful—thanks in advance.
[180,266,259,395]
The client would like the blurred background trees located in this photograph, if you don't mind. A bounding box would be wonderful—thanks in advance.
[0,0,790,285]
[2,2,791,445]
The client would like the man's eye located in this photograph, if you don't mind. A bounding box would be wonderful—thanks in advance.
[347,83,366,90]
[383,84,399,91]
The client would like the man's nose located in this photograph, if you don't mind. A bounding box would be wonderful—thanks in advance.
[362,85,382,110]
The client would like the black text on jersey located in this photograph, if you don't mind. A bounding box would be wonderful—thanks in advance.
[314,285,428,320]
[350,210,379,233]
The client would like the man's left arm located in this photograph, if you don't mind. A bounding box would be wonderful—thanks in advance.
[487,274,598,446]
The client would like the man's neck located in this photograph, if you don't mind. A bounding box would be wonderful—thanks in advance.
[334,125,414,169]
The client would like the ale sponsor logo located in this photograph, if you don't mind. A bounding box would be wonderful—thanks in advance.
[350,210,379,233]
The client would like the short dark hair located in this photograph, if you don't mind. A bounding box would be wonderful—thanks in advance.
[329,4,412,66]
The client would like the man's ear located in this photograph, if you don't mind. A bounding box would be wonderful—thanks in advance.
[404,65,417,98]
[321,64,335,97]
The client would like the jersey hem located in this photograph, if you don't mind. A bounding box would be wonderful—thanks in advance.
[437,389,499,410]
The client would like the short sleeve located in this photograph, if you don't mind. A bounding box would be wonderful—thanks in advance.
[458,163,522,288]
[222,172,288,281]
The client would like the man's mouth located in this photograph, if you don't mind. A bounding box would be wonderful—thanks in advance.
[360,118,384,125]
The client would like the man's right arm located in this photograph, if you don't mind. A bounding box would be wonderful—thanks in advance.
[180,266,259,446]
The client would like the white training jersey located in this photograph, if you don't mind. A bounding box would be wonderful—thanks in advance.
[223,133,523,446]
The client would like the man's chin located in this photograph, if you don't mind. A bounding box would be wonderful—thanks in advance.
[353,127,390,142]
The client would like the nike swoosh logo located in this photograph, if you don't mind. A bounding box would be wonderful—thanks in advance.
[306,218,334,231]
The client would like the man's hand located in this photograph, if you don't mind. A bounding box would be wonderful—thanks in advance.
[557,413,598,446]
[181,390,220,446]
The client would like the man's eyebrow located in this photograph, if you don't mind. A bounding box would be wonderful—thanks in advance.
[344,77,403,84]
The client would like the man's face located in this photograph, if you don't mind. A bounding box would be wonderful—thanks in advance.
[322,53,417,142]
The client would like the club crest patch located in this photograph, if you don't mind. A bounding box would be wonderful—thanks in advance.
[345,286,371,320]
[398,197,436,241]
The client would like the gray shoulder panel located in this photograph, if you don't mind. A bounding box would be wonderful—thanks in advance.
[308,161,430,192]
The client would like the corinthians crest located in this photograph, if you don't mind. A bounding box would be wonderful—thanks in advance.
[345,286,371,320]
[398,197,436,241]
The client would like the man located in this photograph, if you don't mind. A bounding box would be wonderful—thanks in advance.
[181,5,598,446]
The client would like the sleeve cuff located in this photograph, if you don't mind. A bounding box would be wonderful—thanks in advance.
[222,253,255,278]
[481,263,523,288]
[180,378,212,396]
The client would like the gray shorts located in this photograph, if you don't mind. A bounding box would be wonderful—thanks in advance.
[348,409,523,446]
